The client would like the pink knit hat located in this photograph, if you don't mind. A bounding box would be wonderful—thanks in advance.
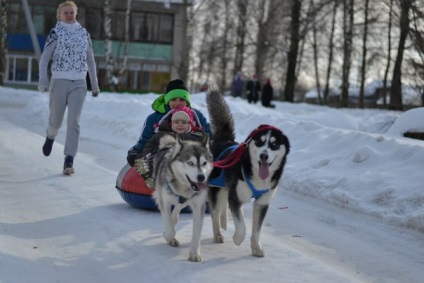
[171,106,196,131]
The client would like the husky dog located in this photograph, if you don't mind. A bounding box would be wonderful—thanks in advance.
[152,134,213,262]
[206,90,290,257]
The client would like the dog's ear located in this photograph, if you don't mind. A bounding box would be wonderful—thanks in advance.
[175,134,184,150]
[158,134,176,149]
[201,133,210,148]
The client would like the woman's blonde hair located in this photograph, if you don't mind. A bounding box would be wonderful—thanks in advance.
[56,1,78,19]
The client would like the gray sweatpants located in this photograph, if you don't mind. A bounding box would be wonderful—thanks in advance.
[46,79,87,158]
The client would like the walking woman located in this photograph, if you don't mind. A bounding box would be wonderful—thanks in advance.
[38,1,100,175]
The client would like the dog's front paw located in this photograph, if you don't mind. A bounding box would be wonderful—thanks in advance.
[233,231,246,246]
[188,253,202,262]
[169,238,179,247]
[214,234,225,243]
[251,247,265,257]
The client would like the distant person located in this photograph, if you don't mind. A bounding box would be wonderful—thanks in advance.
[112,73,119,92]
[246,74,261,103]
[38,0,100,175]
[199,81,209,92]
[231,71,244,97]
[126,79,211,166]
[262,78,275,108]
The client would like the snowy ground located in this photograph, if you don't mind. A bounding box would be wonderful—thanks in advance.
[0,86,423,283]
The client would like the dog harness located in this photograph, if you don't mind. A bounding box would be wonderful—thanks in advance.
[241,167,270,199]
[209,144,271,200]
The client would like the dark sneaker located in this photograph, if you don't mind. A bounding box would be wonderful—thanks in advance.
[63,156,74,175]
[42,137,54,156]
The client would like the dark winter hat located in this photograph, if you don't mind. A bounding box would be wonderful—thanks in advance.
[152,79,191,114]
[164,79,191,105]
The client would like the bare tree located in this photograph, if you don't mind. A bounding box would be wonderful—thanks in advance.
[358,0,370,108]
[340,0,354,108]
[219,0,231,90]
[323,0,339,105]
[382,0,393,107]
[390,0,412,110]
[405,1,424,106]
[310,0,322,105]
[120,0,132,78]
[0,0,7,85]
[104,0,115,91]
[284,0,302,102]
[233,0,248,77]
[177,0,192,83]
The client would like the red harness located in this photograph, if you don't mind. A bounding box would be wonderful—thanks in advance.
[213,125,281,168]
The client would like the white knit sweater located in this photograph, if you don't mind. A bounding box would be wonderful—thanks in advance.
[38,21,99,92]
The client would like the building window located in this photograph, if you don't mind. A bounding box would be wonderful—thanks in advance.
[8,3,55,35]
[114,11,126,41]
[158,14,173,43]
[131,12,173,44]
[85,8,104,40]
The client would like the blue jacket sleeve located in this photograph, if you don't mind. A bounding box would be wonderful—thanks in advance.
[193,109,212,137]
[131,113,159,154]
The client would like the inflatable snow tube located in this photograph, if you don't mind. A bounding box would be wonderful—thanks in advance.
[115,164,206,213]
[115,164,158,211]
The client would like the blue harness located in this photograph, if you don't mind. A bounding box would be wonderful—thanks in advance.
[208,145,270,199]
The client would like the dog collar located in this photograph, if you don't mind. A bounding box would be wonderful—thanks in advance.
[242,167,270,199]
[165,178,197,204]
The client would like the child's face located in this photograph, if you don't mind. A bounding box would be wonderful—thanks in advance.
[59,5,77,24]
[172,120,190,133]
[168,98,187,109]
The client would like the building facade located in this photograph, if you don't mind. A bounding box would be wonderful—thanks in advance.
[5,0,188,93]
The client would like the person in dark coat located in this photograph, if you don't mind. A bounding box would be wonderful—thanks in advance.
[262,78,275,108]
[246,74,261,103]
[231,71,244,97]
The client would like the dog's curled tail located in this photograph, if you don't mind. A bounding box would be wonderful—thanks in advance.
[206,89,236,143]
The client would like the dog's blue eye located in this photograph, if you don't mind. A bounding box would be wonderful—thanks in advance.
[187,161,194,166]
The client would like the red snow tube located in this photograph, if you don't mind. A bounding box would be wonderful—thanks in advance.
[115,164,158,210]
[115,164,209,213]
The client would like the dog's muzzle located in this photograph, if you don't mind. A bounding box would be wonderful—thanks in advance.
[186,174,208,191]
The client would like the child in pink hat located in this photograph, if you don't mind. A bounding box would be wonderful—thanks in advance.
[134,106,207,188]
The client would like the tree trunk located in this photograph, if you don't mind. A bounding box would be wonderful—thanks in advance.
[104,0,115,91]
[284,0,301,102]
[219,0,231,91]
[382,0,393,108]
[177,0,191,83]
[340,0,354,108]
[359,0,370,109]
[310,0,322,105]
[120,0,132,78]
[390,0,412,110]
[323,0,338,105]
[233,0,247,77]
